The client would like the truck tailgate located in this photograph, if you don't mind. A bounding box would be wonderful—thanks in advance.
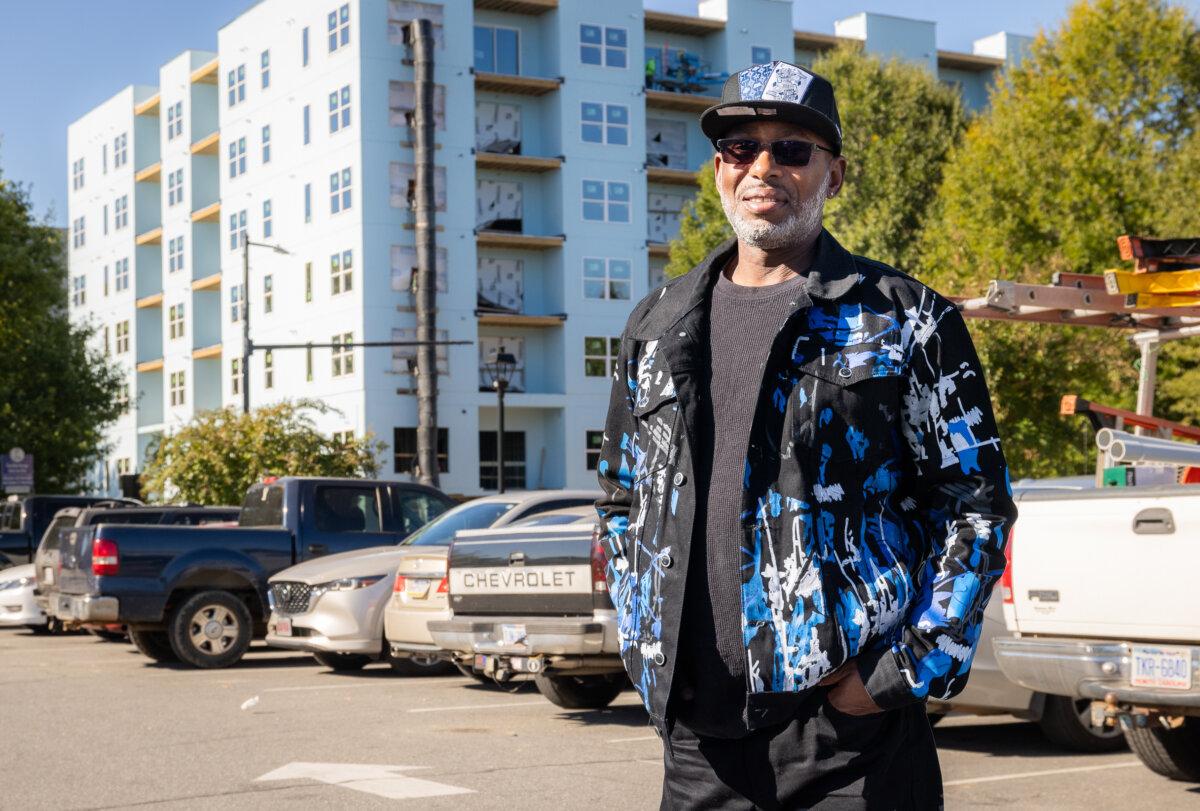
[1011,487,1200,641]
[448,525,597,616]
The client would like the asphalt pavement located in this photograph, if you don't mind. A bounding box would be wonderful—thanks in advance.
[3,629,1198,809]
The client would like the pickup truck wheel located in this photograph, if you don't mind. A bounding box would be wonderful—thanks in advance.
[1037,695,1126,753]
[313,651,372,671]
[167,591,252,669]
[1125,717,1200,781]
[534,673,626,709]
[128,629,179,663]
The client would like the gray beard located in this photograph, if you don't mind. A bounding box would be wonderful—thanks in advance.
[720,172,830,250]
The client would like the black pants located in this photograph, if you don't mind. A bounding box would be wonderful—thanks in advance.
[660,695,942,810]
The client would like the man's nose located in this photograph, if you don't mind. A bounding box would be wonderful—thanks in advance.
[748,145,779,180]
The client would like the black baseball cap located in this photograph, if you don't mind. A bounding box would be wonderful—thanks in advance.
[700,61,842,155]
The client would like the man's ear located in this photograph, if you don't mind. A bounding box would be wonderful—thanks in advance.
[826,155,848,198]
[712,152,722,179]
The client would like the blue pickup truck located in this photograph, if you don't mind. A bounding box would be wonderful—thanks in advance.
[43,477,453,669]
[1,495,139,564]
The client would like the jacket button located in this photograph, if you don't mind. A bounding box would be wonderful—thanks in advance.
[659,552,673,569]
[672,472,687,486]
[653,652,666,666]
[837,367,852,379]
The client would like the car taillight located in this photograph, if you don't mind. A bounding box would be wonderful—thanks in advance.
[436,576,448,594]
[591,525,607,593]
[1000,529,1014,604]
[393,575,406,593]
[92,538,119,576]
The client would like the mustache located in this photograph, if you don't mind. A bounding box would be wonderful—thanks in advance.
[738,185,789,201]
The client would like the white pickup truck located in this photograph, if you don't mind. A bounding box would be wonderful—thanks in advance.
[994,484,1200,782]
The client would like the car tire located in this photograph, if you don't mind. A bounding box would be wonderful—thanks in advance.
[128,628,179,663]
[1037,695,1126,753]
[167,591,252,669]
[534,673,626,709]
[387,649,453,676]
[1124,717,1200,781]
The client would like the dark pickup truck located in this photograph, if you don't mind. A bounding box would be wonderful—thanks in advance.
[45,477,453,669]
[1,495,140,564]
[428,521,628,709]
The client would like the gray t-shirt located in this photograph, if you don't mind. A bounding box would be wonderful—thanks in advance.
[674,267,809,739]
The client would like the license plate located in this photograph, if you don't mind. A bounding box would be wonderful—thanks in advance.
[500,623,526,647]
[406,578,430,598]
[1131,646,1192,690]
[43,567,55,585]
[474,654,491,670]
[275,618,292,637]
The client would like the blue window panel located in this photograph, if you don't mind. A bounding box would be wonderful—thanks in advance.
[580,24,602,44]
[607,182,630,202]
[583,202,605,221]
[341,86,351,128]
[303,105,311,145]
[607,126,628,145]
[340,168,352,210]
[584,257,605,276]
[339,5,349,46]
[582,102,603,122]
[610,259,631,278]
[474,26,495,72]
[606,47,627,68]
[582,180,605,200]
[605,27,627,47]
[496,28,519,75]
[752,46,772,64]
[607,104,628,125]
[582,123,603,143]
[608,203,629,222]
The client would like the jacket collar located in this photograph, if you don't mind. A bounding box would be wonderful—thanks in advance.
[631,229,861,341]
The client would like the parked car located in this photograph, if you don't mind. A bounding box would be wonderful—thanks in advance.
[42,477,453,669]
[268,491,599,673]
[1,495,140,564]
[995,484,1200,782]
[0,552,14,571]
[0,564,44,632]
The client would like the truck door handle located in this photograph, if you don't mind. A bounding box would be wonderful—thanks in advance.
[307,543,329,557]
[1133,508,1175,534]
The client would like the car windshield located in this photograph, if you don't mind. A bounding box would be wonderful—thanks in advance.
[510,512,591,527]
[402,501,517,546]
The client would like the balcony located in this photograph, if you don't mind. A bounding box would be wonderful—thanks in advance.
[135,227,163,247]
[135,358,164,373]
[648,242,671,259]
[477,312,565,327]
[645,89,719,113]
[475,153,562,173]
[190,57,218,85]
[191,272,221,292]
[135,292,163,309]
[134,162,162,184]
[190,131,219,156]
[646,165,698,186]
[644,10,724,36]
[134,93,161,117]
[937,49,1004,71]
[191,201,220,223]
[474,0,556,12]
[476,232,564,250]
[474,72,560,96]
[192,343,222,360]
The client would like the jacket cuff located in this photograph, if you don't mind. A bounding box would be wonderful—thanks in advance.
[856,646,919,712]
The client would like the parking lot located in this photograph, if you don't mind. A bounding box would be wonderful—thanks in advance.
[2,630,1196,810]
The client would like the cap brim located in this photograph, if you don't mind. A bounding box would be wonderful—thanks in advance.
[700,101,842,154]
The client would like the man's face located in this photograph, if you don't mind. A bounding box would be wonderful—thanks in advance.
[713,120,846,251]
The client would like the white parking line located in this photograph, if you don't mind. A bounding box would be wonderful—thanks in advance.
[263,683,400,693]
[408,700,546,713]
[607,734,659,743]
[944,760,1141,787]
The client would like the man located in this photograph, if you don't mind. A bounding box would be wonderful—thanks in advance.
[595,61,1017,809]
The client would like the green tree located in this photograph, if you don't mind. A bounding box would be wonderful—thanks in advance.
[141,400,385,506]
[922,0,1200,477]
[666,46,966,278]
[0,167,123,494]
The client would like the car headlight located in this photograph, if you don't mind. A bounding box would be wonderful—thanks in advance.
[0,577,31,591]
[315,575,386,593]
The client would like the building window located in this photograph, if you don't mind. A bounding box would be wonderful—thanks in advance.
[229,136,246,179]
[583,257,632,300]
[584,336,620,377]
[71,274,86,306]
[580,24,627,68]
[114,195,128,229]
[305,262,313,302]
[582,180,630,223]
[169,371,186,407]
[329,84,351,133]
[113,133,128,168]
[393,427,449,475]
[103,265,109,297]
[260,49,271,88]
[229,209,247,250]
[302,26,310,66]
[168,236,185,273]
[115,257,130,292]
[168,303,185,340]
[103,204,108,235]
[751,45,772,64]
[331,430,354,445]
[328,3,350,52]
[331,332,354,377]
[167,168,184,206]
[262,199,273,238]
[303,105,311,145]
[392,327,449,392]
[115,383,130,414]
[167,101,183,140]
[581,102,629,145]
[230,284,245,323]
[586,430,604,470]
[71,158,84,190]
[305,344,314,381]
[71,217,85,248]
[330,249,352,294]
[330,167,352,213]
[473,25,519,74]
[263,274,273,314]
[227,64,246,107]
[479,430,525,490]
[115,321,130,354]
[261,125,271,164]
[264,350,274,389]
[231,358,241,396]
[304,183,312,222]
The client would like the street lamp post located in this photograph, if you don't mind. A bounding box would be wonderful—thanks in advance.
[483,348,517,494]
[241,238,291,414]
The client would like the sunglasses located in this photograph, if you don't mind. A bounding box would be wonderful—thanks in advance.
[714,138,835,167]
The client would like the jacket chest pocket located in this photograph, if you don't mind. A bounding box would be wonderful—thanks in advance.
[791,359,904,469]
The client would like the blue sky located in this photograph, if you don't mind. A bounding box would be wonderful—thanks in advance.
[3,0,1197,226]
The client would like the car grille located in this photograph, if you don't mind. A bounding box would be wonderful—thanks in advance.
[270,582,314,614]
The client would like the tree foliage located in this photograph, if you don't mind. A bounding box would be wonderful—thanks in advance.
[666,46,966,278]
[922,0,1200,477]
[0,166,123,494]
[141,400,385,506]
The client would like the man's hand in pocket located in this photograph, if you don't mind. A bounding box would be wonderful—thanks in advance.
[818,661,883,716]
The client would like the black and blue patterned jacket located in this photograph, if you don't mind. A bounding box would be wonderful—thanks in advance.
[595,230,1018,732]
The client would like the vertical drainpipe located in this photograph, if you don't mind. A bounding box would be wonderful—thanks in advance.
[411,18,439,488]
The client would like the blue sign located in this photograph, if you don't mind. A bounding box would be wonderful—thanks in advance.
[2,448,34,494]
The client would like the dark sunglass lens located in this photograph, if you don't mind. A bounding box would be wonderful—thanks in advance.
[772,141,815,166]
[719,139,760,163]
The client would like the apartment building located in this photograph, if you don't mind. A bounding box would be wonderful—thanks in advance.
[68,0,1029,497]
